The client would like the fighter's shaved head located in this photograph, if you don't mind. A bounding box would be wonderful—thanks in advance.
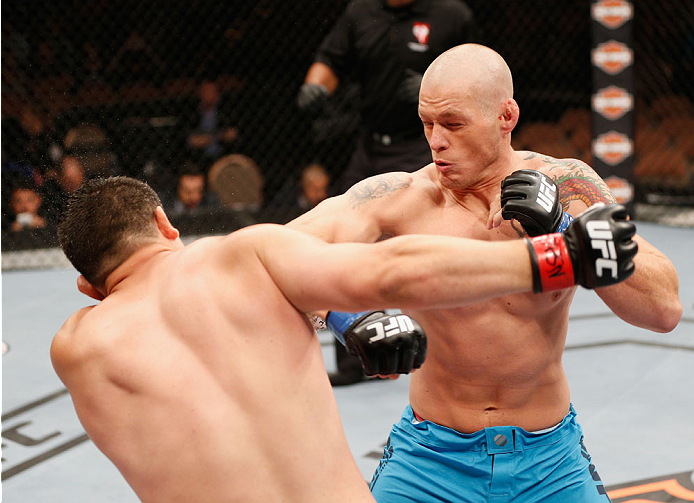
[422,44,513,115]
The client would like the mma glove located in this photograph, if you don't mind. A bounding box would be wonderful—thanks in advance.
[297,83,329,115]
[501,169,573,236]
[326,311,427,376]
[526,203,637,292]
[396,69,423,104]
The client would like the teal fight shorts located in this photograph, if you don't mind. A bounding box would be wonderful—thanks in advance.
[369,404,611,502]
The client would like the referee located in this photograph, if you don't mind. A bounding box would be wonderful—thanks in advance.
[297,0,477,385]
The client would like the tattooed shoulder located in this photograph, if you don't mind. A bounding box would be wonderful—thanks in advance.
[540,157,616,207]
[347,173,411,208]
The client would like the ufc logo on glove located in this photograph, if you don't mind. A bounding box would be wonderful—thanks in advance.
[587,221,618,278]
[366,315,416,343]
[536,174,557,213]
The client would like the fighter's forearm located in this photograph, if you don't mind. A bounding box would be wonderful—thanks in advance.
[371,236,533,310]
[596,235,681,332]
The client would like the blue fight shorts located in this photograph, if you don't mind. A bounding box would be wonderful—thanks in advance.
[369,404,611,503]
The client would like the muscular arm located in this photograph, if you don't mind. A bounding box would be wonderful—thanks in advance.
[538,155,682,332]
[245,224,533,314]
[288,172,414,243]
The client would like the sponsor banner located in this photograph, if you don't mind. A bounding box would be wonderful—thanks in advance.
[605,175,635,205]
[592,86,634,120]
[591,0,635,201]
[592,0,634,30]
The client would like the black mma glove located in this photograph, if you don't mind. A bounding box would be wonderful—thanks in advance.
[326,310,427,376]
[526,203,637,292]
[501,169,573,236]
[297,83,329,114]
[396,69,423,104]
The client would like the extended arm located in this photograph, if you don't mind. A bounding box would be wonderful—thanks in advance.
[253,224,533,314]
[252,205,636,315]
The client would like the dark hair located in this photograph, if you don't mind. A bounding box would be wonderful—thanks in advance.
[58,176,162,288]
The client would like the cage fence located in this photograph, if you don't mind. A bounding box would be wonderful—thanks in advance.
[2,0,692,271]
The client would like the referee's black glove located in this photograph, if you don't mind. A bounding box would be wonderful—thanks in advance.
[297,83,328,115]
[396,69,423,104]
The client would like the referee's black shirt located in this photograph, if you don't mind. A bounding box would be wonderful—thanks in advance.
[315,0,476,137]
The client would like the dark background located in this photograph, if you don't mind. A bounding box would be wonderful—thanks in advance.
[2,0,693,252]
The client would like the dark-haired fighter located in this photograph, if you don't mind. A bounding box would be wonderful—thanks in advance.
[51,176,635,503]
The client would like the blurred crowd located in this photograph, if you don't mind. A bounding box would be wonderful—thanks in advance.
[2,0,693,240]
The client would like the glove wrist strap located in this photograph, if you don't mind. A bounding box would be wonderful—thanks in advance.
[556,212,574,233]
[526,234,575,293]
[326,311,372,346]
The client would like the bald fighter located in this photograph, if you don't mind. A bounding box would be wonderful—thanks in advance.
[289,44,681,502]
[51,176,636,502]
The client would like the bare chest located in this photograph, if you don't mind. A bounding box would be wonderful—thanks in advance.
[394,200,518,242]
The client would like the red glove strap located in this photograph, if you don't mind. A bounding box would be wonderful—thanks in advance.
[527,234,575,292]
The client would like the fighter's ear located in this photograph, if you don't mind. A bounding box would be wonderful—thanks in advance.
[154,206,180,240]
[77,275,105,301]
[499,98,519,134]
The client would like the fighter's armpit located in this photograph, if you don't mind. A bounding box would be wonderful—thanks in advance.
[525,153,616,210]
[347,173,411,209]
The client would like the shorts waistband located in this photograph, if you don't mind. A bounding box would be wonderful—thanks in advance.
[400,404,579,455]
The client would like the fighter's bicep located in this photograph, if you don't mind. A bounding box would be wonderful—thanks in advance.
[251,225,384,314]
[544,159,616,212]
[287,192,382,243]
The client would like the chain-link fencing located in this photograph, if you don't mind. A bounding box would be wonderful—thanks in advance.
[2,0,693,270]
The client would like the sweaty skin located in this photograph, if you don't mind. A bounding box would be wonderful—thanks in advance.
[52,203,550,503]
[289,44,681,433]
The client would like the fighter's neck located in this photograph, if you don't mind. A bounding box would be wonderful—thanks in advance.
[445,148,522,204]
[104,242,181,296]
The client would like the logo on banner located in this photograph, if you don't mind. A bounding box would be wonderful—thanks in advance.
[593,131,633,166]
[605,176,634,204]
[592,40,633,75]
[408,22,430,52]
[591,0,633,29]
[592,86,634,120]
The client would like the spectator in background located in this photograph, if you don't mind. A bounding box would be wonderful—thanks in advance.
[1,104,62,183]
[266,162,330,224]
[6,179,48,232]
[297,0,477,385]
[297,0,477,194]
[207,153,264,214]
[185,81,239,165]
[279,163,331,223]
[41,154,86,225]
[162,161,220,218]
[300,163,330,210]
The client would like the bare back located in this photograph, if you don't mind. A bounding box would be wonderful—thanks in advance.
[51,234,374,503]
[291,153,597,433]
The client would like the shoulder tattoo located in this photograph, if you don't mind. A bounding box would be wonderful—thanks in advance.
[347,173,411,208]
[524,153,616,210]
